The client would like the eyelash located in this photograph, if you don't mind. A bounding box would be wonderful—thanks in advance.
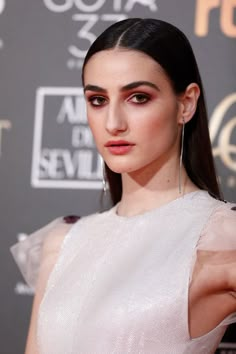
[129,93,150,104]
[88,96,107,107]
[87,93,151,107]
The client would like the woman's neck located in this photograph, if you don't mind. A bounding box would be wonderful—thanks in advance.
[117,162,199,217]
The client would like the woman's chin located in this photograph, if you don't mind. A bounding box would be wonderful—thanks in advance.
[106,163,134,174]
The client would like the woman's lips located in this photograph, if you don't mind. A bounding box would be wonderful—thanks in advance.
[104,140,135,155]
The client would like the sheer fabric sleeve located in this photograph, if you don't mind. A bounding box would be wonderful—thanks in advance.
[196,202,236,252]
[10,217,74,292]
[190,201,236,327]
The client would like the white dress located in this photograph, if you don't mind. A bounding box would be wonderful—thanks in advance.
[10,190,236,354]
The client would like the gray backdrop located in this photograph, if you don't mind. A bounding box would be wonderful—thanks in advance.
[1,1,236,353]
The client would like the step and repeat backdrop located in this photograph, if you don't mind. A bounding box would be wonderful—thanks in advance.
[0,1,235,353]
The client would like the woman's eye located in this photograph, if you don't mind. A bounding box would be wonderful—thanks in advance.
[129,93,150,104]
[88,96,107,106]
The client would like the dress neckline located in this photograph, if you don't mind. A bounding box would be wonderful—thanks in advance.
[109,190,209,220]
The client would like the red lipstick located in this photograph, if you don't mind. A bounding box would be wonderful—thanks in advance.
[104,140,135,155]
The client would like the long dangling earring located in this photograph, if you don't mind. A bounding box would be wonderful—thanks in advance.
[179,117,185,194]
[101,158,107,194]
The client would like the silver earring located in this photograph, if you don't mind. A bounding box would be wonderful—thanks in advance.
[179,117,185,194]
[101,158,108,194]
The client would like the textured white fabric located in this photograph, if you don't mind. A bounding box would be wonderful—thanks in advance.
[10,191,236,354]
[10,217,63,291]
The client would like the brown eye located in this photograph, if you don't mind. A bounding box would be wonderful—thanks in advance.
[88,96,107,106]
[130,93,150,104]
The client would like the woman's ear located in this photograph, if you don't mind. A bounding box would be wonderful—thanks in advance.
[178,83,200,124]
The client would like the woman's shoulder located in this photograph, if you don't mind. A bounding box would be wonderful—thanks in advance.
[10,215,81,291]
[10,208,114,291]
[10,215,81,258]
[190,197,236,331]
[39,215,82,258]
[190,195,236,281]
[198,197,236,251]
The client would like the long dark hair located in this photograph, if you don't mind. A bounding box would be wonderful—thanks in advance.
[82,18,222,205]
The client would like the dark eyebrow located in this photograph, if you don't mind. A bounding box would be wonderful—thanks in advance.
[121,81,160,92]
[83,81,160,94]
[84,84,106,93]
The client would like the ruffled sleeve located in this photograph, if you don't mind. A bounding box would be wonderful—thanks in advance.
[190,201,236,328]
[197,202,236,252]
[10,217,76,292]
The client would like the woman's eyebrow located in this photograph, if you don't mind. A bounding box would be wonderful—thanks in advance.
[121,81,160,91]
[83,81,160,93]
[84,84,106,93]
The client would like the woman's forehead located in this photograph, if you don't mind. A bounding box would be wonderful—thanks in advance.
[85,48,159,66]
[83,49,168,84]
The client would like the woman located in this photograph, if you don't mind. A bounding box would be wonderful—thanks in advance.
[11,18,236,354]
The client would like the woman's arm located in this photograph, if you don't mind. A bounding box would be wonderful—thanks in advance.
[24,222,73,354]
[189,203,236,338]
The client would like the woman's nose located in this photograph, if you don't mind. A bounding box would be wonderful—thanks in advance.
[105,103,128,135]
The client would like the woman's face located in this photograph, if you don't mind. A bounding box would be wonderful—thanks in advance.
[83,49,183,175]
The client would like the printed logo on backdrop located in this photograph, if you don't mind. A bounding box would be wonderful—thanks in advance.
[0,0,6,50]
[31,87,103,189]
[210,93,236,190]
[43,0,158,69]
[195,0,236,37]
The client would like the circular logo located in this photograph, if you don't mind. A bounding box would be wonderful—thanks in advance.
[210,93,236,171]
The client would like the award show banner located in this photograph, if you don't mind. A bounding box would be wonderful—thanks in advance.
[0,1,235,353]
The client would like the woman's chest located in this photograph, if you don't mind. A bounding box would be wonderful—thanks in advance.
[37,201,218,353]
[37,230,198,353]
